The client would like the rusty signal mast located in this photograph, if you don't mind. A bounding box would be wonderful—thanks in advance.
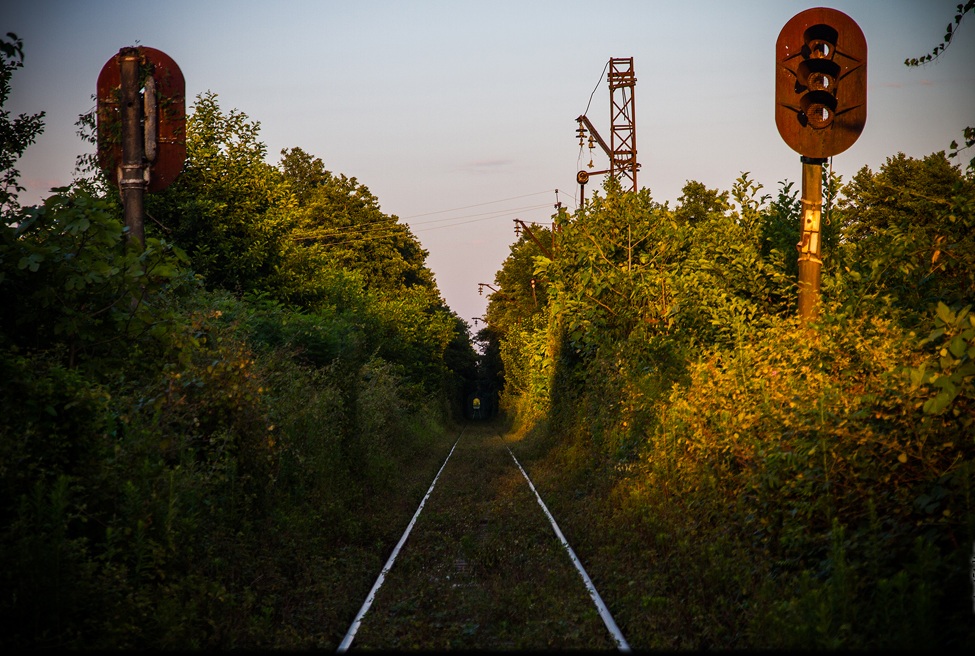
[576,57,639,203]
[775,8,866,323]
[97,46,186,249]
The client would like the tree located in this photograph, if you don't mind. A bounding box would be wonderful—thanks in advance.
[147,92,296,296]
[837,152,966,243]
[279,146,328,203]
[0,33,44,214]
[282,147,436,296]
[832,152,975,315]
[0,188,187,368]
[485,226,550,338]
[674,180,730,225]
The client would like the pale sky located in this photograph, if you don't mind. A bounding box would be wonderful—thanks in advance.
[6,1,974,328]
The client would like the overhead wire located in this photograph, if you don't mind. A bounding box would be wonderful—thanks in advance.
[415,203,553,233]
[400,190,554,220]
[310,204,556,248]
[583,59,610,118]
[291,189,556,241]
[576,60,610,208]
[291,201,555,242]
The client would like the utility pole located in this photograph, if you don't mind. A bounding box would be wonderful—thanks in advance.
[576,57,639,203]
[608,57,638,192]
[513,219,554,259]
[797,157,826,319]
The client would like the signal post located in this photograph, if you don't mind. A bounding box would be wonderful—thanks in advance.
[798,156,827,320]
[775,8,866,323]
[97,46,186,250]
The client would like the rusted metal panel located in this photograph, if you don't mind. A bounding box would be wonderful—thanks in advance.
[97,47,186,193]
[775,8,866,158]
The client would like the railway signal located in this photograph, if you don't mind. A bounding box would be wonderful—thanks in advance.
[97,46,186,248]
[775,8,866,322]
[775,8,866,159]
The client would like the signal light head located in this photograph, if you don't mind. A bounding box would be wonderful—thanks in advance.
[775,8,867,158]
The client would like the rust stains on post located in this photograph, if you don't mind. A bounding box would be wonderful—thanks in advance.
[118,47,146,249]
[797,158,825,321]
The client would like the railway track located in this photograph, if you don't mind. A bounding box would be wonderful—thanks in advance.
[338,423,630,651]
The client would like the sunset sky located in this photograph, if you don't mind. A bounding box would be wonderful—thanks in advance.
[6,0,974,327]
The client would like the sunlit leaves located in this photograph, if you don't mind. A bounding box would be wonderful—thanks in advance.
[493,153,975,647]
[282,148,436,297]
[148,92,295,296]
[909,302,975,418]
[829,152,974,318]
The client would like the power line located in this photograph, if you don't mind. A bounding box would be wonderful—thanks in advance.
[290,190,555,240]
[312,203,548,247]
[400,190,554,220]
[582,59,610,118]
[416,204,553,233]
[291,202,554,242]
[577,61,611,207]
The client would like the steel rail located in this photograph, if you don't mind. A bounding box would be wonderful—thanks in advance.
[336,429,465,652]
[504,443,632,652]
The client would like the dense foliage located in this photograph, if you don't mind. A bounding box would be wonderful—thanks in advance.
[491,156,975,647]
[0,37,476,648]
[3,19,974,647]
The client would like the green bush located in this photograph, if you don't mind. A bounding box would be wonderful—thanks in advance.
[492,157,975,648]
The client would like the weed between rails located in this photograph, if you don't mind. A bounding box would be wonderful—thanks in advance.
[350,421,616,651]
[267,421,463,649]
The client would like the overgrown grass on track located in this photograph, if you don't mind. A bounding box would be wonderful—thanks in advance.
[350,421,616,651]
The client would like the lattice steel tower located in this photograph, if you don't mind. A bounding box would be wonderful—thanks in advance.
[608,57,637,192]
[576,57,639,199]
